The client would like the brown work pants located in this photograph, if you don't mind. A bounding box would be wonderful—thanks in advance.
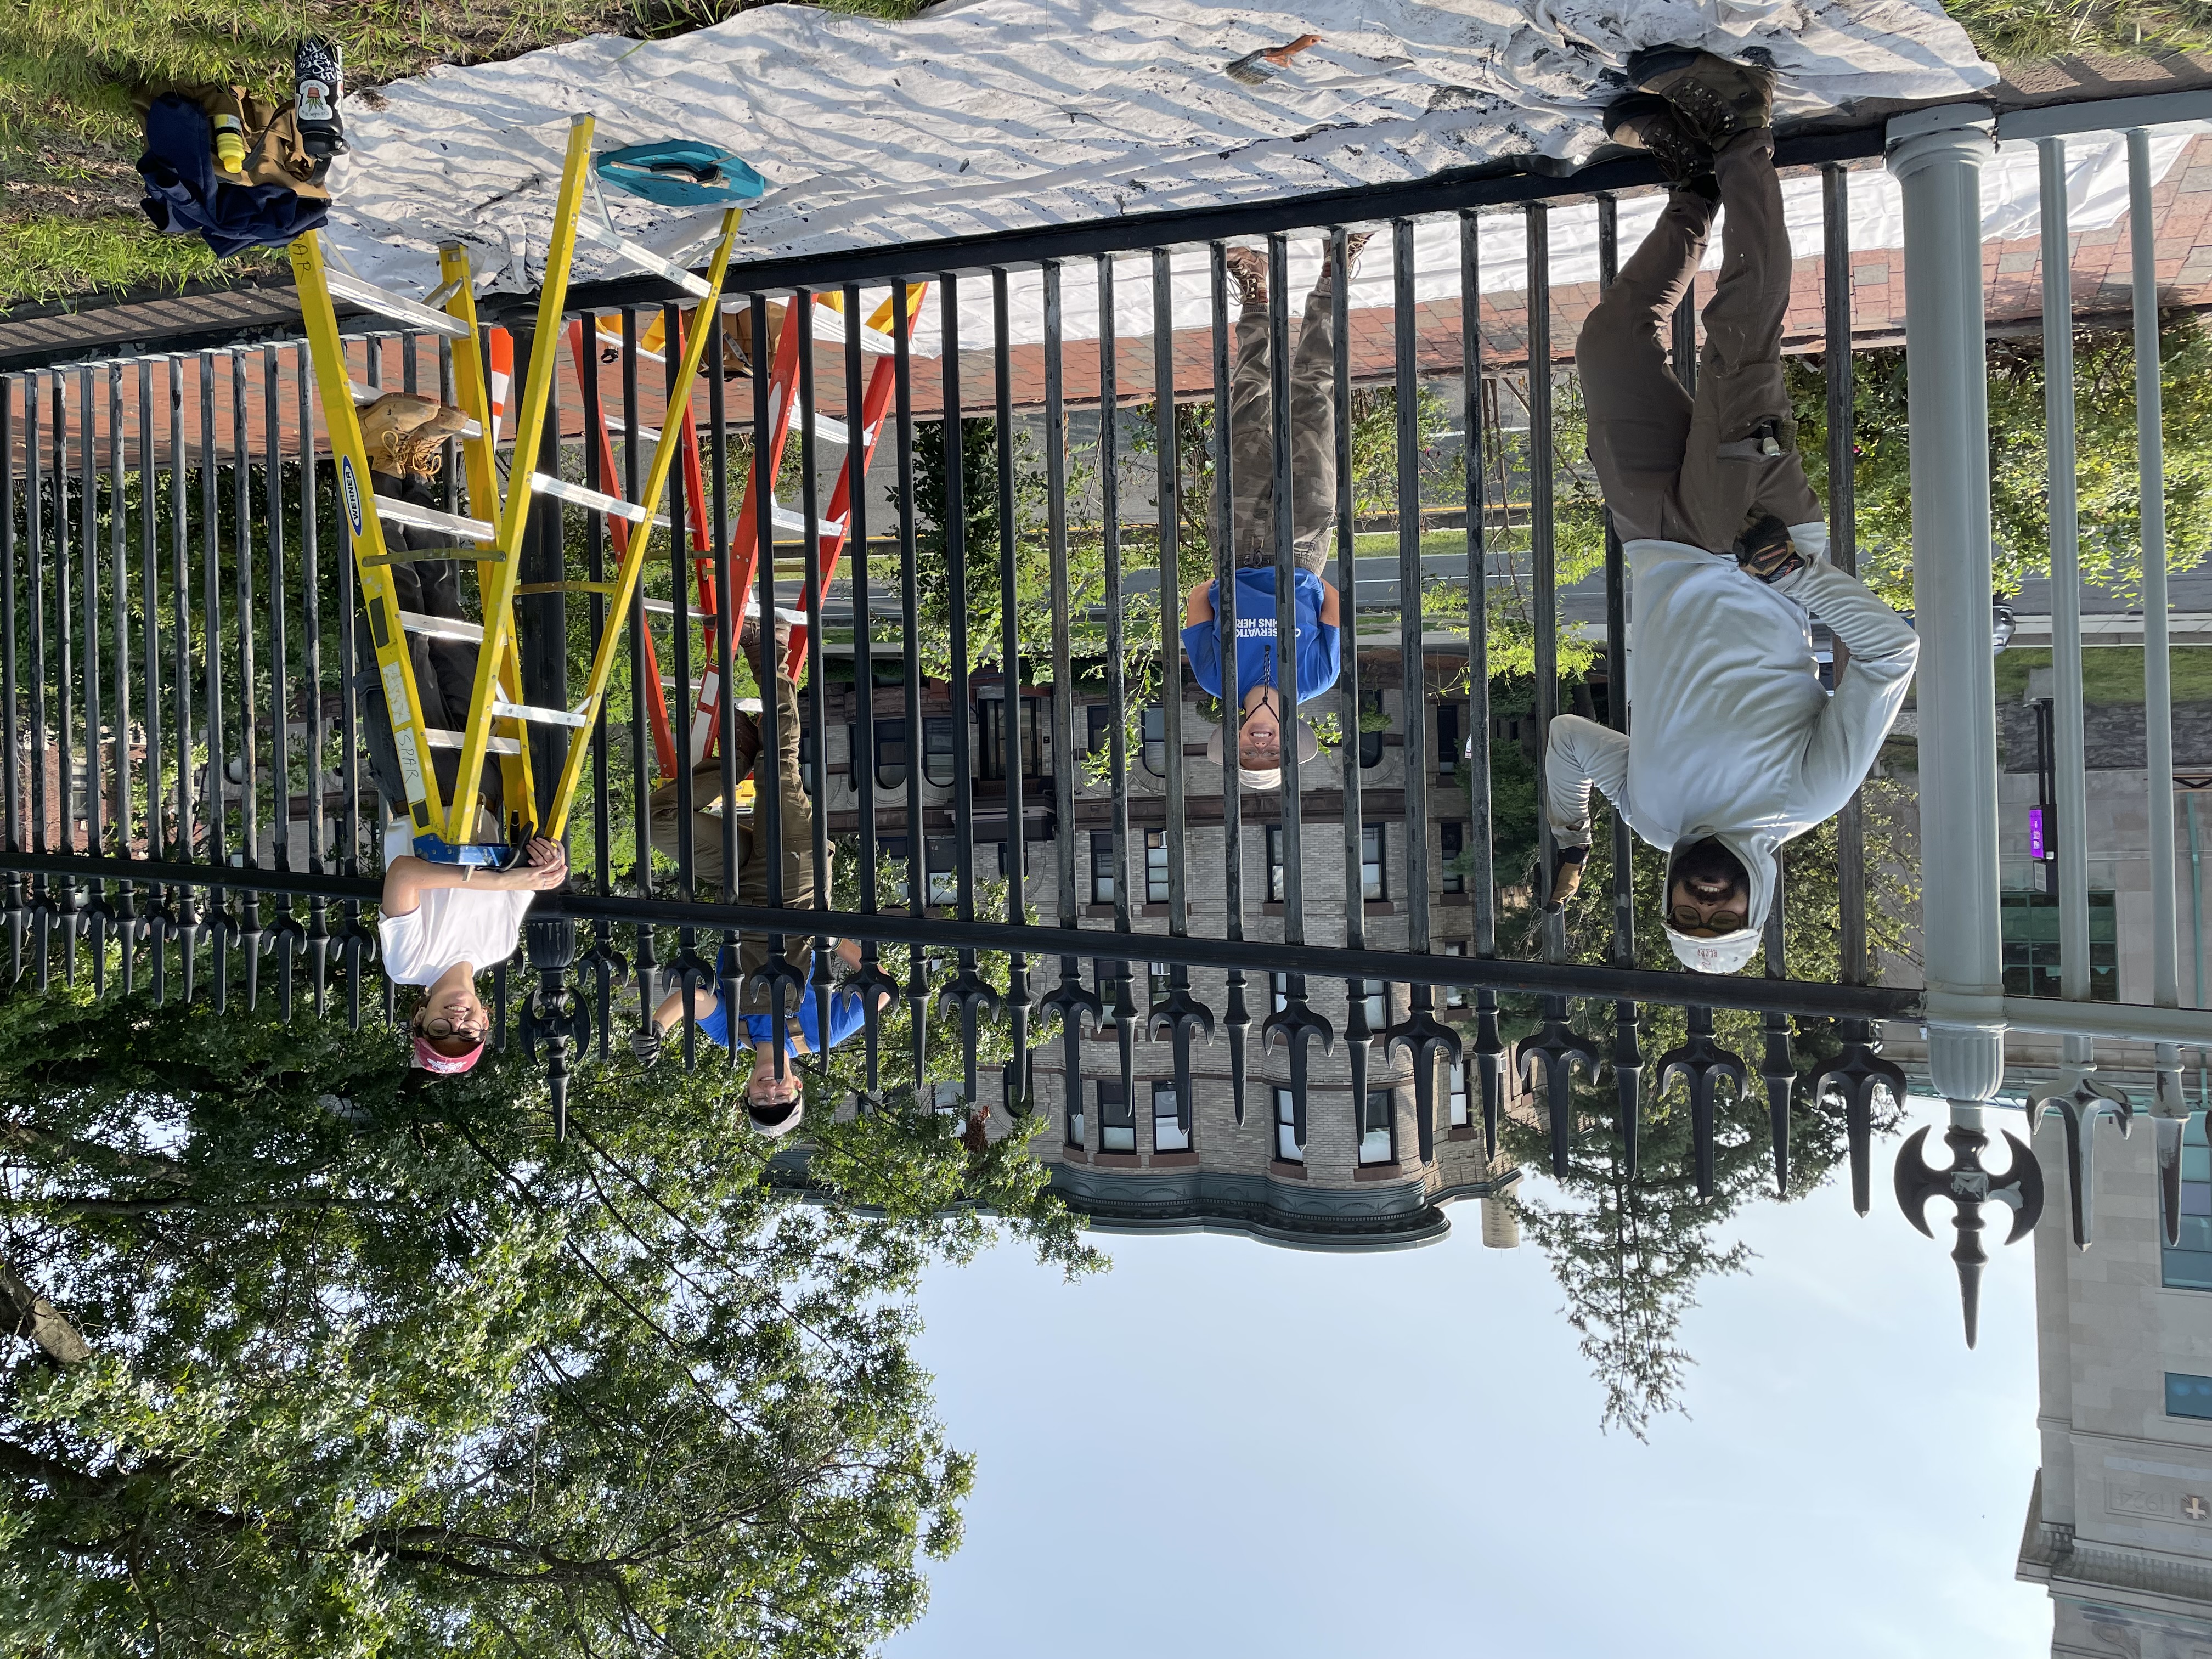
[1577,128,1820,552]
[647,640,825,1013]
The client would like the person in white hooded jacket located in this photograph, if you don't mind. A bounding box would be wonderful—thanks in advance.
[1542,49,1919,974]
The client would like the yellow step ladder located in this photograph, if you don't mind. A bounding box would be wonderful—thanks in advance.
[290,112,745,856]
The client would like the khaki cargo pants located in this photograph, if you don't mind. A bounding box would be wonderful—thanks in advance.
[1577,128,1821,552]
[1220,267,1342,575]
[647,637,826,1015]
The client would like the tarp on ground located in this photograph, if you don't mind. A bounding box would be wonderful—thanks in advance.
[325,0,2005,326]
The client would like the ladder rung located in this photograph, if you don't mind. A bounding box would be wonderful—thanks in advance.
[324,269,472,340]
[531,472,648,523]
[376,495,495,543]
[770,501,845,539]
[802,413,849,447]
[575,218,713,300]
[425,729,521,755]
[752,298,899,358]
[349,381,481,438]
[362,546,503,567]
[398,609,483,644]
[489,698,591,729]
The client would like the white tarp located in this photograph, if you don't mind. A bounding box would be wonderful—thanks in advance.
[326,0,1999,303]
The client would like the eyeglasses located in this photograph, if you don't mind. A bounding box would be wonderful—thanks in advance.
[1669,905,1745,936]
[421,1012,484,1041]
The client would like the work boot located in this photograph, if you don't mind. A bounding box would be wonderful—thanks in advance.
[1603,93,1716,192]
[357,392,443,479]
[1626,49,1775,149]
[1224,246,1267,311]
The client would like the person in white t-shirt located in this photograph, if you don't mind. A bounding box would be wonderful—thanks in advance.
[377,817,567,1075]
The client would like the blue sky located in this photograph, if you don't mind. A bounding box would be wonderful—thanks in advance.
[891,1097,2050,1658]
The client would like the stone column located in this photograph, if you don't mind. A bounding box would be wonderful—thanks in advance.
[1887,106,2005,1108]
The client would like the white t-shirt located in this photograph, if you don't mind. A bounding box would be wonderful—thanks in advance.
[377,818,535,986]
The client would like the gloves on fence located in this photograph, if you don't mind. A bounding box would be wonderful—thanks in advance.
[630,1025,664,1069]
[1544,842,1592,914]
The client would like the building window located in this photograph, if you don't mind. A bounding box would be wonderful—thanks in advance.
[1145,830,1169,903]
[2165,1110,2212,1289]
[1090,832,1117,905]
[1152,1080,1188,1152]
[1266,825,1286,904]
[1098,1081,1133,1152]
[1066,1091,1086,1148]
[922,715,957,786]
[875,718,909,791]
[978,696,1043,781]
[1447,1059,1469,1127]
[1360,1088,1396,1165]
[1087,703,1113,753]
[1359,687,1386,770]
[1270,972,1290,1014]
[1440,821,1465,894]
[797,726,818,795]
[2170,1372,2212,1421]
[2001,889,2117,1001]
[1361,823,1387,902]
[1094,961,1125,1029]
[1273,1086,1301,1161]
[926,838,958,906]
[1148,961,1173,1002]
[1442,940,1467,1008]
[1436,702,1462,776]
[1142,707,1167,778]
[1357,979,1388,1032]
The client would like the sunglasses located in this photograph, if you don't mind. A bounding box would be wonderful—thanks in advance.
[1669,906,1745,936]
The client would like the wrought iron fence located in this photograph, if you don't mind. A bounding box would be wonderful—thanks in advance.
[9,94,2211,1295]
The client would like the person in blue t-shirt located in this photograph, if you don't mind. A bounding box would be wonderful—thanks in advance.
[640,937,893,1139]
[1180,239,1364,790]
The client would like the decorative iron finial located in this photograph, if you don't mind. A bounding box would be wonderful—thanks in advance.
[1148,967,1215,1139]
[1262,972,1336,1114]
[575,919,629,1063]
[1611,998,1643,1179]
[1519,994,1596,1177]
[1895,1110,2044,1348]
[1224,970,1252,1126]
[936,949,1004,1109]
[1807,1017,1905,1216]
[1474,988,1506,1159]
[1386,988,1462,1164]
[2032,1058,2131,1249]
[1658,1006,1748,1199]
[1040,956,1102,1129]
[518,915,588,1142]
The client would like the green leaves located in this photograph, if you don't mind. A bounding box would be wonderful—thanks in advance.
[0,979,1079,1655]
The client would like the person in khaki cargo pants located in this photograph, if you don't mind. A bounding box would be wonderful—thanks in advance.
[640,620,879,1133]
[1539,49,1920,977]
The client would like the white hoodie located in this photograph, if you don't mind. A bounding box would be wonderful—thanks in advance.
[1544,529,1920,973]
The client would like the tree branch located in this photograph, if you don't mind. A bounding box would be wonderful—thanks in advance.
[0,1259,91,1363]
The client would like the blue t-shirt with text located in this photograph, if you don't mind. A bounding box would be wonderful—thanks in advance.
[1179,567,1340,705]
[696,980,868,1058]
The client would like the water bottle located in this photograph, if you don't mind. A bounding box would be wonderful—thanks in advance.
[295,37,346,161]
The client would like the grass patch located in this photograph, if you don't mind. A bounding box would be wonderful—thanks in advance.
[1,0,923,307]
[1351,528,1476,560]
[1993,645,2212,703]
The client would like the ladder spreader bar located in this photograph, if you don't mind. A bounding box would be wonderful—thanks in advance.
[529,472,650,523]
[576,216,715,300]
[323,268,473,340]
[376,495,495,543]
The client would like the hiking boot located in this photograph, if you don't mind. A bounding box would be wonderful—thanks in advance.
[1603,93,1716,190]
[1224,246,1267,310]
[358,393,443,478]
[1626,49,1775,149]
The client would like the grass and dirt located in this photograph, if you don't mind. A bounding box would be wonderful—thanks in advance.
[0,0,921,307]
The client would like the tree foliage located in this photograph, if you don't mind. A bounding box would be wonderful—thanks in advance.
[1497,782,1915,1438]
[0,975,1089,1657]
[1788,314,2212,608]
